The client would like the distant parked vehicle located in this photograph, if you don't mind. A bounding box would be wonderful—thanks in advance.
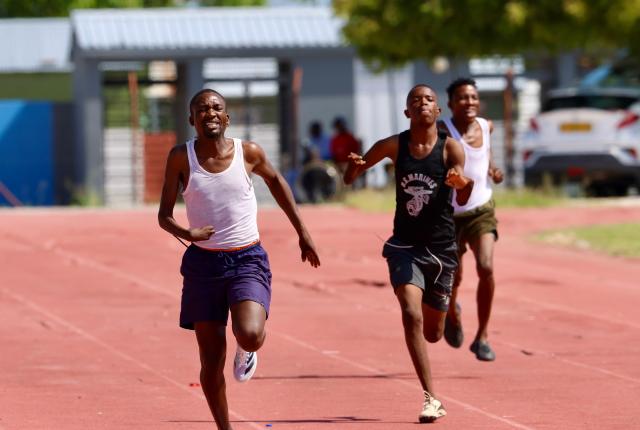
[521,87,640,195]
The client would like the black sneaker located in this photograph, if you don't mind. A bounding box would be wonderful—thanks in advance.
[470,340,496,361]
[444,303,463,348]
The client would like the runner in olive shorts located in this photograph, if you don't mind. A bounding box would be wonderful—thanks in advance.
[440,77,504,362]
[454,199,498,257]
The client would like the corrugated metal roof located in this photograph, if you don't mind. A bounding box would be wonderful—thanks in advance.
[0,18,71,72]
[71,6,345,52]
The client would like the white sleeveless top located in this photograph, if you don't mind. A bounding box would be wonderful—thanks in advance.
[182,137,259,250]
[442,117,493,213]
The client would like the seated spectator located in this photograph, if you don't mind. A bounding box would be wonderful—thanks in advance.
[330,117,360,175]
[307,121,332,162]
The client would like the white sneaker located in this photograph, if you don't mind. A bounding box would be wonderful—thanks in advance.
[233,347,257,382]
[419,391,447,423]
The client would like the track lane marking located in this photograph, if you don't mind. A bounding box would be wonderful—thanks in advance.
[273,332,536,430]
[497,340,640,385]
[5,234,640,428]
[11,238,640,385]
[0,287,261,430]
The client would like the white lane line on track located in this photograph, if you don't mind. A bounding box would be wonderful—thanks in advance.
[497,340,640,385]
[273,332,537,430]
[514,296,640,330]
[276,240,640,331]
[26,241,640,387]
[0,287,261,430]
[50,246,179,299]
[496,243,640,293]
[7,232,640,332]
[0,234,179,299]
[278,269,640,332]
[5,237,538,428]
[7,237,638,427]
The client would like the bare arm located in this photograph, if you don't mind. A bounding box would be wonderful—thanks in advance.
[488,149,504,184]
[444,137,474,206]
[486,120,504,184]
[157,145,214,242]
[244,141,320,268]
[343,136,398,185]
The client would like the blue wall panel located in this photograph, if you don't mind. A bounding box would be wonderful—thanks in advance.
[0,101,54,206]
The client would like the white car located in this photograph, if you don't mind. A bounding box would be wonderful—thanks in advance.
[521,87,640,195]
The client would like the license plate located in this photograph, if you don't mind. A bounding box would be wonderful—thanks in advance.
[560,122,592,132]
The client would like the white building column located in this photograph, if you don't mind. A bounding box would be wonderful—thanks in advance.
[72,56,104,203]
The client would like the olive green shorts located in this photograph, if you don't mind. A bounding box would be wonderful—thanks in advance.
[453,199,498,255]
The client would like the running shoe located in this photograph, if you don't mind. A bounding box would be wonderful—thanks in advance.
[233,347,258,382]
[419,391,447,423]
[470,339,496,361]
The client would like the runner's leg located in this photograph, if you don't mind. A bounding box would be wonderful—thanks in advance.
[422,303,447,343]
[230,300,267,352]
[469,232,496,342]
[194,321,231,430]
[447,259,463,327]
[395,284,438,394]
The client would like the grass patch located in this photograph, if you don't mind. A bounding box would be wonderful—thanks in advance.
[342,186,568,212]
[493,187,567,208]
[342,187,396,212]
[537,223,640,258]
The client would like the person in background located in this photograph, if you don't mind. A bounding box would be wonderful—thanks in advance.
[330,116,361,177]
[439,77,504,362]
[306,120,332,162]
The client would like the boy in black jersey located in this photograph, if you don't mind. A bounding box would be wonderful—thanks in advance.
[344,84,473,423]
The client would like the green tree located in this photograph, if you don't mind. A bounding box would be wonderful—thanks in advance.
[0,0,264,17]
[333,0,640,70]
[199,0,265,4]
[0,0,69,16]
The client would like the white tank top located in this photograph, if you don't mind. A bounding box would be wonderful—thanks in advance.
[182,137,259,250]
[442,117,493,213]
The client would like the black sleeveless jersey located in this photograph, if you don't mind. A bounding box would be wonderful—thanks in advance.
[392,130,455,246]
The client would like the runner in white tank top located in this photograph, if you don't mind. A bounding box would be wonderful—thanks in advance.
[438,78,504,362]
[442,116,493,213]
[182,136,259,250]
[158,89,320,430]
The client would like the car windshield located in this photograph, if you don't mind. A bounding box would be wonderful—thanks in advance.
[581,57,640,89]
[542,95,638,112]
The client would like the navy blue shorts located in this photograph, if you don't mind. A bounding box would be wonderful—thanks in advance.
[179,242,272,329]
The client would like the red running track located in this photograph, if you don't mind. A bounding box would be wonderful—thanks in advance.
[0,202,639,429]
